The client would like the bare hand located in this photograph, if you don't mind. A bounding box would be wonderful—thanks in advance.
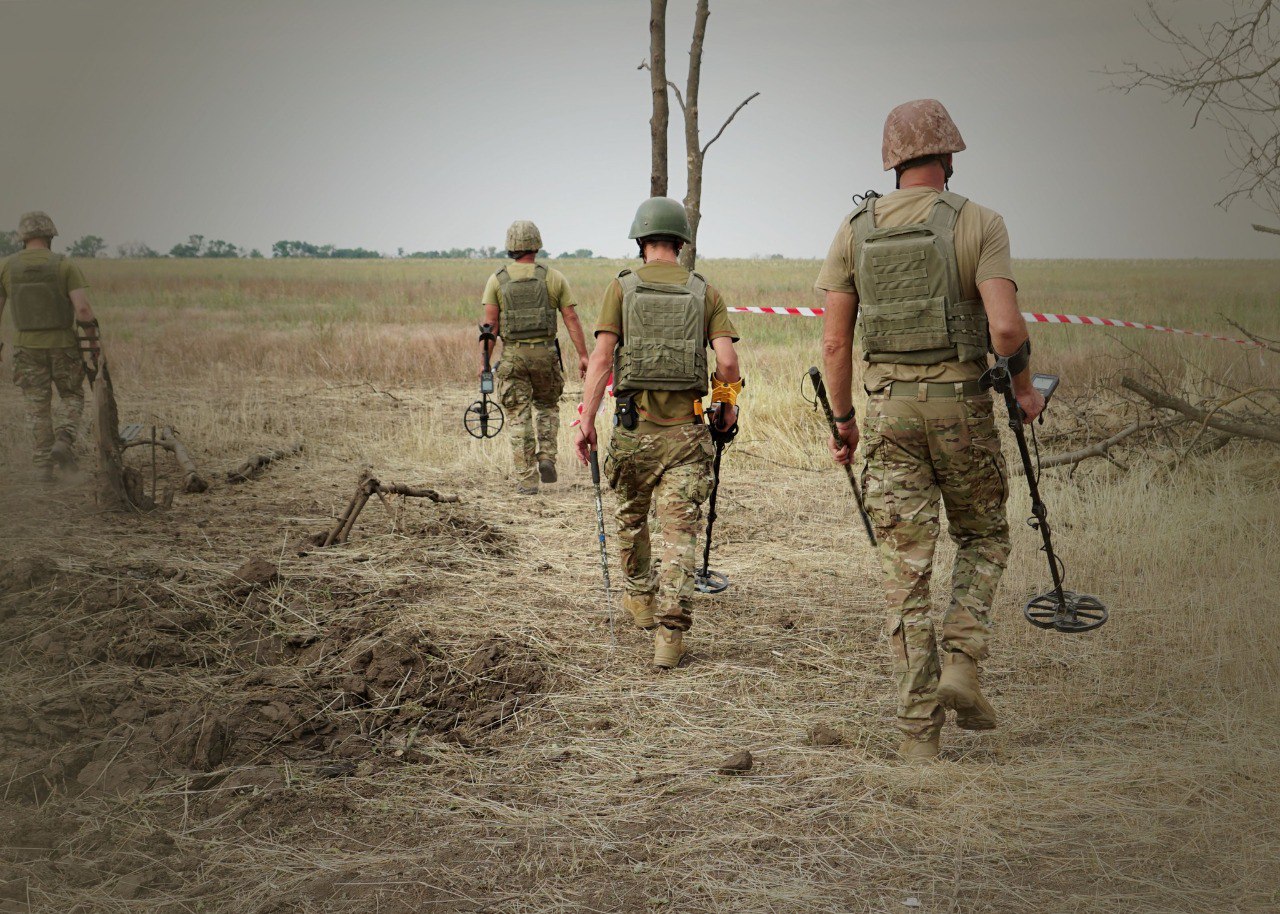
[1014,386,1046,424]
[578,354,589,380]
[574,424,597,466]
[830,419,858,465]
[713,404,739,431]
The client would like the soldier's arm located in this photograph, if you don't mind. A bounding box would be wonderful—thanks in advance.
[979,277,1044,422]
[69,288,96,323]
[560,306,590,378]
[821,289,860,462]
[573,331,617,463]
[480,303,500,372]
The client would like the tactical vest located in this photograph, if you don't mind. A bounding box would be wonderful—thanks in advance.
[496,264,556,341]
[612,268,709,395]
[6,252,73,333]
[851,191,989,365]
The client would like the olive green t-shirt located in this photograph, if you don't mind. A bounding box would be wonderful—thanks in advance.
[814,186,1015,389]
[595,261,739,425]
[0,249,88,349]
[481,261,575,344]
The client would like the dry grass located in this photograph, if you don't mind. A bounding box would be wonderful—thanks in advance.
[0,257,1277,913]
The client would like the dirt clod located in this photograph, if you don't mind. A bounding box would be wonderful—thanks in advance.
[227,557,279,594]
[717,749,754,775]
[808,725,844,747]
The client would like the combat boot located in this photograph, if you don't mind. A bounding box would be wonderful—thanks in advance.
[623,593,657,630]
[50,436,77,471]
[896,734,940,764]
[515,474,539,496]
[936,651,998,731]
[653,626,686,670]
[538,458,557,484]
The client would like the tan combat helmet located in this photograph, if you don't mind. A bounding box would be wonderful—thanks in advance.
[505,220,542,253]
[18,211,58,241]
[881,99,966,171]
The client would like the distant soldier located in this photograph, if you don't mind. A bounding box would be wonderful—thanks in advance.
[574,198,742,669]
[481,220,589,495]
[817,100,1045,762]
[0,212,100,482]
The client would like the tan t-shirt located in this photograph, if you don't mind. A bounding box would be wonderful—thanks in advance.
[596,261,738,425]
[0,249,88,349]
[814,186,1015,389]
[481,261,575,344]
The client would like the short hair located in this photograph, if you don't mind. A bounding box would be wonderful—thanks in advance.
[636,235,684,255]
[507,250,537,259]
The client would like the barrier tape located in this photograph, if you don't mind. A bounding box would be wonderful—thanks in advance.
[727,306,1264,349]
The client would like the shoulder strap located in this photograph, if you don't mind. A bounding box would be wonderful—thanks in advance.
[851,197,877,250]
[495,266,509,284]
[534,263,547,281]
[618,269,640,294]
[686,271,708,298]
[928,191,967,231]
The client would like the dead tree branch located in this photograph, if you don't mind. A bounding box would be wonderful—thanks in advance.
[322,473,461,547]
[1221,314,1280,352]
[226,441,303,484]
[646,0,668,196]
[1011,418,1189,474]
[1111,1,1280,212]
[1252,222,1280,234]
[1122,376,1280,443]
[123,427,209,493]
[702,91,761,154]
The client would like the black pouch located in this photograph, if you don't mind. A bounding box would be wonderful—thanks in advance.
[615,395,638,430]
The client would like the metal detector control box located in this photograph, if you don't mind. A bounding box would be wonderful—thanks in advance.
[480,371,495,395]
[1032,373,1059,403]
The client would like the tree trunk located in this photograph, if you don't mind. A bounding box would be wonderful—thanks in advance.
[648,0,669,198]
[679,0,710,271]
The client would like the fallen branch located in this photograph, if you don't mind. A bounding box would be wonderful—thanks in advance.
[1252,223,1280,236]
[226,441,302,484]
[1221,314,1280,354]
[322,473,461,547]
[1122,377,1280,444]
[1012,417,1188,474]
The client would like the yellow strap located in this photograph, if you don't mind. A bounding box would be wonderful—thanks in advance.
[710,374,745,408]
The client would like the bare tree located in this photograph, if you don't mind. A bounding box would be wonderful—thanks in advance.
[641,0,759,269]
[1113,1,1280,214]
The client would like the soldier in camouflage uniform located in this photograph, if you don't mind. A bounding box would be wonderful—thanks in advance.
[574,198,743,670]
[816,100,1045,762]
[0,212,100,482]
[481,221,590,495]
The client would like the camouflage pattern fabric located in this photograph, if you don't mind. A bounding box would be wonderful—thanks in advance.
[497,344,564,486]
[605,422,713,631]
[881,98,966,171]
[860,390,1010,739]
[12,346,85,467]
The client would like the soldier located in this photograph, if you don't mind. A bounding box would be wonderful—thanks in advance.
[573,198,742,670]
[816,100,1045,762]
[0,212,100,482]
[481,220,589,495]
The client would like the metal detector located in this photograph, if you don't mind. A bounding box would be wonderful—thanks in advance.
[464,323,505,439]
[694,407,735,594]
[982,357,1109,634]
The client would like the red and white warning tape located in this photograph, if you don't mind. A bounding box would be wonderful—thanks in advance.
[727,306,1264,348]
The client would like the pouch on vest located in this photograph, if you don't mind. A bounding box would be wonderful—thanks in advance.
[852,192,989,365]
[612,269,709,395]
[7,253,73,332]
[497,264,557,341]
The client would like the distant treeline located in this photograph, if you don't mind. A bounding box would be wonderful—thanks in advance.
[0,231,603,260]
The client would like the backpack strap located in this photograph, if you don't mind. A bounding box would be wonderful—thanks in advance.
[850,197,877,253]
[534,263,547,281]
[927,191,968,231]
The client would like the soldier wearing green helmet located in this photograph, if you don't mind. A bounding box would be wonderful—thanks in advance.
[480,220,590,494]
[816,99,1045,763]
[574,197,743,671]
[0,211,101,482]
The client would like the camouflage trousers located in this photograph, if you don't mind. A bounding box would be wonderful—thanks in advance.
[606,422,713,631]
[497,343,564,486]
[12,347,86,468]
[860,390,1011,739]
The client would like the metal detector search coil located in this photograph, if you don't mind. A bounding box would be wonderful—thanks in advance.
[464,323,505,439]
[981,360,1109,634]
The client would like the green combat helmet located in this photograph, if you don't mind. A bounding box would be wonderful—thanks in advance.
[628,197,692,243]
[18,211,58,241]
[505,220,542,253]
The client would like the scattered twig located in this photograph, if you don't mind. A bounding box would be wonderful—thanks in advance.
[123,427,209,493]
[1014,418,1189,474]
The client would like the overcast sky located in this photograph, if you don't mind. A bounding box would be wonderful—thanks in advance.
[2,0,1278,259]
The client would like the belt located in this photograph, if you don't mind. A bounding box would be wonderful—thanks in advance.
[879,380,986,401]
[504,339,554,347]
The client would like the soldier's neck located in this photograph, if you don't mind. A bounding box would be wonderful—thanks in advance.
[24,240,51,251]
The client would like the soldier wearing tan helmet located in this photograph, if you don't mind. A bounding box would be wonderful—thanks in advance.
[0,212,101,482]
[815,100,1045,762]
[480,220,590,494]
[574,198,743,670]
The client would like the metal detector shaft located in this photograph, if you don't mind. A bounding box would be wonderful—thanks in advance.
[1000,390,1068,599]
[589,450,616,643]
[699,439,724,581]
[807,367,877,547]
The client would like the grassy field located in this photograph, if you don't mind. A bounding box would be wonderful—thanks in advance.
[0,256,1277,913]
